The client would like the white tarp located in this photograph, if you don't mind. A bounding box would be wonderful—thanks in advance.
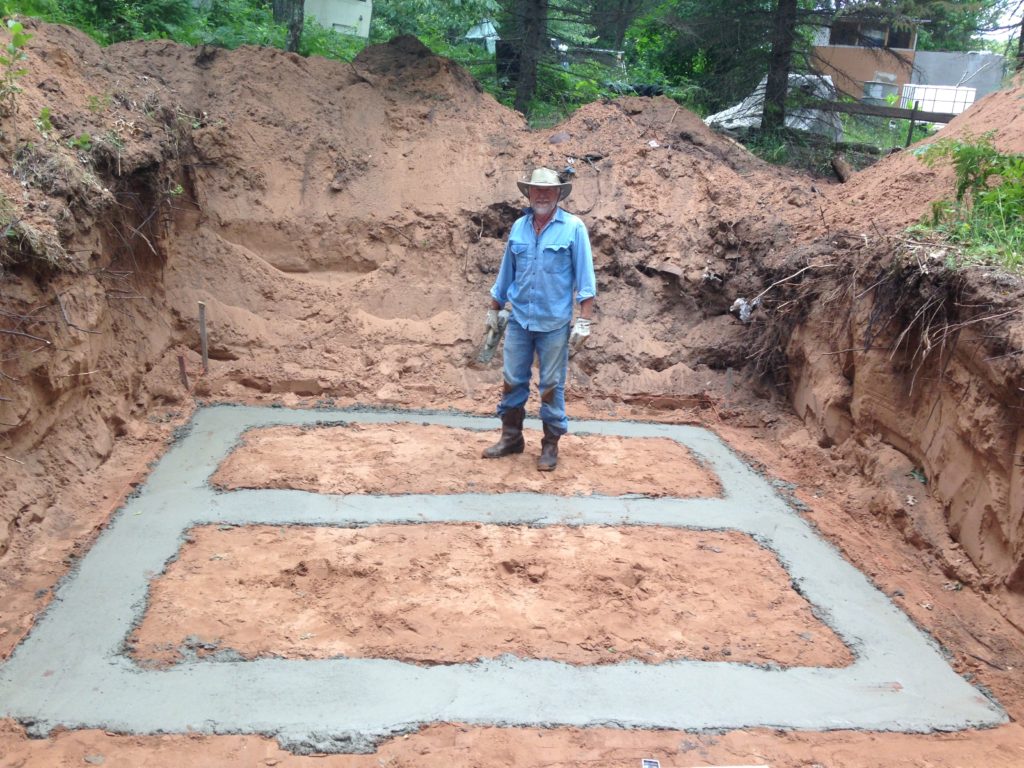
[465,19,499,54]
[704,74,843,141]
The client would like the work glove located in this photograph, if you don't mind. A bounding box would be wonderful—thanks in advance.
[569,317,591,354]
[483,309,507,333]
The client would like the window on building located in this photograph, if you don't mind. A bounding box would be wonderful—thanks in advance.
[887,25,913,49]
[829,20,859,45]
[828,19,914,49]
[860,26,885,46]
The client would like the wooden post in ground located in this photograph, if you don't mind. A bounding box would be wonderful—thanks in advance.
[198,301,208,374]
[905,101,919,148]
[178,354,189,390]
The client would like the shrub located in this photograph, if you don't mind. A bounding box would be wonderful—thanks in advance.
[0,18,31,116]
[913,132,1024,269]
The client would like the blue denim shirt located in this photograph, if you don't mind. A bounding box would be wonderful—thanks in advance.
[489,207,597,332]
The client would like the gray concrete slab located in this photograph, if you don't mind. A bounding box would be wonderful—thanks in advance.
[0,405,1007,753]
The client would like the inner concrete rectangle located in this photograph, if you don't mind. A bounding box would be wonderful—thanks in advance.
[0,405,1007,754]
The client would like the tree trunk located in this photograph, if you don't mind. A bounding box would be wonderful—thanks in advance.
[272,0,288,23]
[1017,14,1024,72]
[512,0,548,116]
[284,0,303,53]
[762,0,798,132]
[590,0,648,50]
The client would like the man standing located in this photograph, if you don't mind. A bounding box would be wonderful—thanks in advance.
[482,167,597,471]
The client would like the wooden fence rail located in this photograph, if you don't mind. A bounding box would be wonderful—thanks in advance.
[808,99,959,124]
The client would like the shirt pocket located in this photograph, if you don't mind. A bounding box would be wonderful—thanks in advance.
[542,242,572,274]
[510,240,532,269]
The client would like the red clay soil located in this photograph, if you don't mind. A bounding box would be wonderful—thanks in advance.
[211,423,720,497]
[1,20,1023,768]
[131,523,851,668]
[4,722,1024,767]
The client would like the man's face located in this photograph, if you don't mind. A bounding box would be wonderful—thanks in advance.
[529,186,559,217]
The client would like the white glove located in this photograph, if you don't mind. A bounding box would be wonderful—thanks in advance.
[569,317,591,352]
[485,308,500,333]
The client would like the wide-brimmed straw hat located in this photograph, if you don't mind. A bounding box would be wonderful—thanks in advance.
[517,167,572,201]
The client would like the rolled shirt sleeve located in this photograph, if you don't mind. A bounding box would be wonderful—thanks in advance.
[571,215,596,304]
[490,239,515,306]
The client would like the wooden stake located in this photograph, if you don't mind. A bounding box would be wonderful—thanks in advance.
[905,100,919,148]
[177,354,189,390]
[198,301,209,374]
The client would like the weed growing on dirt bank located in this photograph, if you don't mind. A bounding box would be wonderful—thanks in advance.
[912,132,1024,270]
[0,18,30,116]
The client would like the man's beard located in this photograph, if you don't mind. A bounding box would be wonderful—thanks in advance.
[532,201,556,218]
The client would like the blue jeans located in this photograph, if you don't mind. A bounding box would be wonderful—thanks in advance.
[497,318,570,435]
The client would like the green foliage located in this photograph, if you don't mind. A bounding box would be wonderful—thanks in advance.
[913,0,1004,52]
[87,93,110,113]
[0,18,30,116]
[738,126,837,178]
[744,128,792,164]
[626,0,775,115]
[181,0,279,48]
[6,0,371,60]
[370,0,498,46]
[299,16,366,60]
[841,112,934,151]
[28,0,200,44]
[67,132,91,150]
[912,132,1024,269]
[33,104,51,133]
[101,129,124,149]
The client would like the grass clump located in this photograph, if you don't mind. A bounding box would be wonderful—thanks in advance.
[911,132,1024,270]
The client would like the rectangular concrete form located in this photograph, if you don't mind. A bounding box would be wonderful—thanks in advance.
[0,405,1007,754]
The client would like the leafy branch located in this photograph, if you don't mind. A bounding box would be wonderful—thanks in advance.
[0,18,30,117]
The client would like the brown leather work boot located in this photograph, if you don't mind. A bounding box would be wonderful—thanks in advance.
[537,423,560,471]
[482,407,525,458]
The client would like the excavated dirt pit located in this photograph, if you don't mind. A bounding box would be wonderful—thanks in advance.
[2,23,1024,767]
[211,423,720,497]
[130,523,851,667]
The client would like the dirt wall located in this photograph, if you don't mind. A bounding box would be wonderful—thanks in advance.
[786,264,1024,625]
